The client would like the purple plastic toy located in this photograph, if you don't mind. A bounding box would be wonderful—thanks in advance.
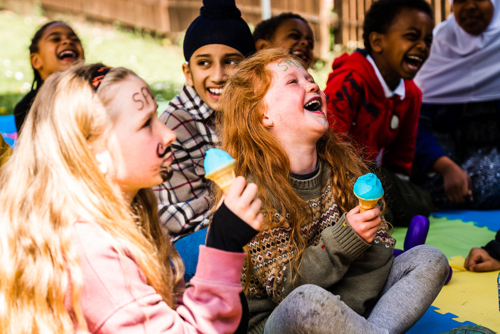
[393,215,452,284]
[393,215,429,256]
[404,215,430,251]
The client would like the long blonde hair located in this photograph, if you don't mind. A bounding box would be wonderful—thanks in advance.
[0,64,183,334]
[217,48,377,293]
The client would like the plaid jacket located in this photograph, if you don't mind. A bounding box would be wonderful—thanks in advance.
[152,85,217,240]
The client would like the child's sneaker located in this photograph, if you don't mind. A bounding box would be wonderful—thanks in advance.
[438,325,497,334]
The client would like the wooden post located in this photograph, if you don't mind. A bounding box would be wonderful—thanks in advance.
[319,0,330,59]
[341,0,349,45]
[348,0,356,45]
[159,0,170,34]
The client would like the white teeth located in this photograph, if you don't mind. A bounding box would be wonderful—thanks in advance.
[407,55,423,62]
[59,50,76,58]
[208,88,223,95]
[304,99,321,109]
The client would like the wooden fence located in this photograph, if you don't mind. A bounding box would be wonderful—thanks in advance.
[0,0,451,59]
[335,0,451,47]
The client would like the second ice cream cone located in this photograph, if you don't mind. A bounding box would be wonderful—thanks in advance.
[205,160,236,194]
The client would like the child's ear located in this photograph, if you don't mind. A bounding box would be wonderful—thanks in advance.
[255,39,272,51]
[30,53,43,71]
[261,113,274,128]
[182,62,194,87]
[369,32,383,53]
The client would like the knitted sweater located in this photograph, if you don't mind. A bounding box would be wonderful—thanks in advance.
[245,161,395,333]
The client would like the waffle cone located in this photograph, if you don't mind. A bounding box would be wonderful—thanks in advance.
[205,160,236,194]
[355,195,382,212]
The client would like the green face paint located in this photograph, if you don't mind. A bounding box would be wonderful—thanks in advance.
[277,59,303,72]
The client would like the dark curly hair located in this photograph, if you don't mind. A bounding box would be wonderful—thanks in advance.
[253,12,310,42]
[363,0,433,54]
[29,21,69,90]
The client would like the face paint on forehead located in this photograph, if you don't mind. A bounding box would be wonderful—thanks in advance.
[276,59,303,72]
[132,85,155,110]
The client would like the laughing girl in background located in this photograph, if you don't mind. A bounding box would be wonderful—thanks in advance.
[0,63,261,333]
[14,21,84,133]
[217,48,448,334]
[253,12,315,69]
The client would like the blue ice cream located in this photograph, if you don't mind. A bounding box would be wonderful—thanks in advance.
[204,148,235,175]
[354,173,383,200]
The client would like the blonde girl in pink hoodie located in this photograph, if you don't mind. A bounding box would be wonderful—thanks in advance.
[0,63,262,334]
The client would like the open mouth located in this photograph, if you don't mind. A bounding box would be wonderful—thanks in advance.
[208,87,223,95]
[404,54,424,72]
[58,49,78,62]
[292,49,311,66]
[304,97,323,112]
[207,87,224,98]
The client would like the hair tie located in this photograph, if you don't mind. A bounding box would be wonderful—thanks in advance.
[91,66,112,92]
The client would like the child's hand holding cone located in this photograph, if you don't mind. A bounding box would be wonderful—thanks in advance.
[345,173,384,243]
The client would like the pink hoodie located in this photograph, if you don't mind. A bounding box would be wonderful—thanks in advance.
[66,220,246,333]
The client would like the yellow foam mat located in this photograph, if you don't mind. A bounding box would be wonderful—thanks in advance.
[432,256,500,329]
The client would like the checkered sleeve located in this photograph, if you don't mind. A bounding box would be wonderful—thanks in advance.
[152,108,212,240]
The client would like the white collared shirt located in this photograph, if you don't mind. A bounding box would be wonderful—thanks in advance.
[366,54,405,100]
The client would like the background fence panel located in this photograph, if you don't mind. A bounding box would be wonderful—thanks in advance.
[0,0,452,59]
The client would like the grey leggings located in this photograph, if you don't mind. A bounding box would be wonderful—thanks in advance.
[263,245,449,334]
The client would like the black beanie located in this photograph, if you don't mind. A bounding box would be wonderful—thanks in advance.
[183,0,256,61]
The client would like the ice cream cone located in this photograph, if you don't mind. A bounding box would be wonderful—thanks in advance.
[205,160,236,194]
[355,195,382,212]
[353,173,384,212]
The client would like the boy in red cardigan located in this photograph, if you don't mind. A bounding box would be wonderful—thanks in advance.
[324,0,434,226]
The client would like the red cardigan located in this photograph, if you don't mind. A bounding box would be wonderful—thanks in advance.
[324,50,422,176]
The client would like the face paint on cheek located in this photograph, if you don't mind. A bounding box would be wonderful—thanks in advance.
[157,143,171,158]
[157,144,173,182]
[160,166,173,182]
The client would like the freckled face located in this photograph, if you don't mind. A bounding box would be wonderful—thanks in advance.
[453,0,494,35]
[263,59,328,146]
[106,76,176,198]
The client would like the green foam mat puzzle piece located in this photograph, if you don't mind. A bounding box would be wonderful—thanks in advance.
[392,217,496,259]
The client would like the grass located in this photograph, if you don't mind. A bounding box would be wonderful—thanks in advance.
[0,10,186,115]
[0,9,343,116]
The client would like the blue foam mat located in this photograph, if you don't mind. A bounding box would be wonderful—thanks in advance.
[406,306,476,334]
[432,210,500,233]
